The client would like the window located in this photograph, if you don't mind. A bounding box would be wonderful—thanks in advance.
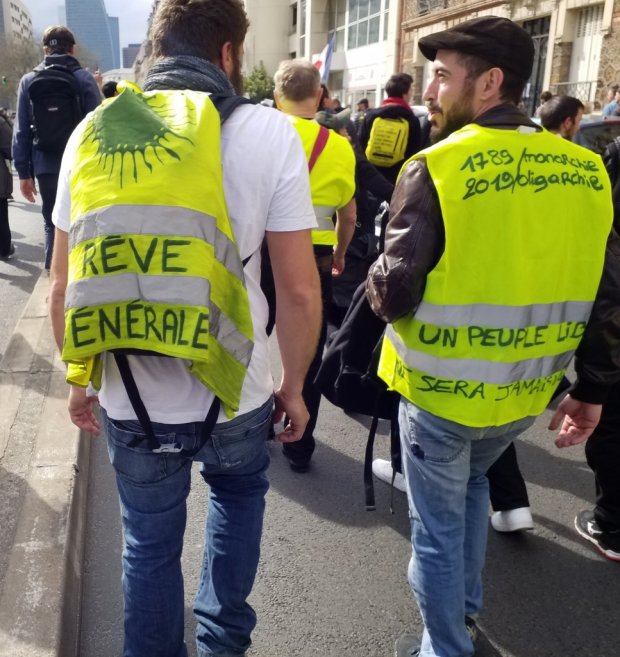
[347,0,384,50]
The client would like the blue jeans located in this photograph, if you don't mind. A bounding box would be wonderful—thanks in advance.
[398,399,534,657]
[103,398,272,657]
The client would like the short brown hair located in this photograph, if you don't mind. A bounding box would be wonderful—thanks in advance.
[150,0,249,63]
[274,59,320,103]
[42,25,75,53]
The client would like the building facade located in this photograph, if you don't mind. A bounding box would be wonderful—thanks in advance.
[400,0,619,114]
[123,43,141,68]
[0,0,33,43]
[66,0,119,72]
[244,0,402,107]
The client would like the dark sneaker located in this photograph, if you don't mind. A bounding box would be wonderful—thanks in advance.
[394,632,421,657]
[575,509,620,562]
[282,450,311,473]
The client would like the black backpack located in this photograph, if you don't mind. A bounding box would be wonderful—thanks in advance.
[28,64,84,154]
[315,281,401,510]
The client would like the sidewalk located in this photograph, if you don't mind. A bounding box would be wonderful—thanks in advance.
[0,273,87,657]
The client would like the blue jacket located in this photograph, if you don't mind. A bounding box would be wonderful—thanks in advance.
[12,54,102,179]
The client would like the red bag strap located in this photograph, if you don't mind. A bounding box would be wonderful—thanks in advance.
[308,125,330,173]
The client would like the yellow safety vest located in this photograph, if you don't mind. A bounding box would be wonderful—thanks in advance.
[62,82,254,416]
[286,115,355,246]
[379,124,613,427]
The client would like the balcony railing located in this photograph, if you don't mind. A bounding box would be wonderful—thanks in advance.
[551,80,598,104]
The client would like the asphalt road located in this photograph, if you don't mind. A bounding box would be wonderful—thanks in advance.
[0,174,46,358]
[79,346,620,657]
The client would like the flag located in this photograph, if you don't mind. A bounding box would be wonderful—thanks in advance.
[314,32,336,84]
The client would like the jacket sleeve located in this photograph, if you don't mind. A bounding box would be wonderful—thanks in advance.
[366,157,444,323]
[78,70,103,113]
[0,119,12,160]
[12,75,33,180]
[571,228,620,403]
[405,114,422,159]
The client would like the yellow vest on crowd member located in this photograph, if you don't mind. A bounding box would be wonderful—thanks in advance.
[286,115,355,246]
[379,123,613,427]
[62,82,254,416]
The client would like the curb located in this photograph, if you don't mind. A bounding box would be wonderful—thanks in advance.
[0,273,89,657]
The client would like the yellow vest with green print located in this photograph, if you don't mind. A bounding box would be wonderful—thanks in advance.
[287,115,356,246]
[379,124,613,427]
[62,82,254,416]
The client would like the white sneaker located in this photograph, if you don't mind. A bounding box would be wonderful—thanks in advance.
[372,459,406,493]
[490,507,534,532]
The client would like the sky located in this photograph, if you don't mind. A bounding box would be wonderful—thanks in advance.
[27,0,153,49]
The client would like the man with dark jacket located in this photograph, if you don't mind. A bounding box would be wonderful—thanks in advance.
[359,73,422,184]
[367,16,620,657]
[12,25,101,270]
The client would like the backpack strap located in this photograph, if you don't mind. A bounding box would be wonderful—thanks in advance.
[114,353,221,456]
[308,125,330,173]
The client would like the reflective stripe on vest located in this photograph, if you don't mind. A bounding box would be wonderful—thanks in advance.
[378,124,613,427]
[62,83,253,415]
[313,204,337,244]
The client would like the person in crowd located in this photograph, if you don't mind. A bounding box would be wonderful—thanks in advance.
[12,25,101,271]
[533,89,553,117]
[101,80,119,98]
[353,97,369,134]
[0,107,14,259]
[271,58,356,472]
[48,1,322,655]
[367,15,619,657]
[603,85,620,117]
[539,95,584,139]
[359,73,422,184]
[573,134,620,562]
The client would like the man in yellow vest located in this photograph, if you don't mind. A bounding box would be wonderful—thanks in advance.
[48,1,322,655]
[272,58,356,472]
[367,16,620,657]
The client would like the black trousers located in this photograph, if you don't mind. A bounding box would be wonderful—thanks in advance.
[487,441,530,511]
[0,198,11,257]
[585,382,620,533]
[282,266,332,462]
[260,246,331,462]
[36,172,59,270]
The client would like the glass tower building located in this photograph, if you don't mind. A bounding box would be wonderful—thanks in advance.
[66,0,119,72]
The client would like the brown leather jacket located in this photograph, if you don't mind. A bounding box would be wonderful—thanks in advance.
[367,103,620,404]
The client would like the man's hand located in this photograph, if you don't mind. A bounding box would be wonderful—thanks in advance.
[548,394,602,447]
[68,385,101,435]
[273,387,309,443]
[332,248,346,276]
[20,178,37,203]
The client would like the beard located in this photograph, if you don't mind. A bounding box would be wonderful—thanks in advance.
[230,50,244,95]
[429,80,476,143]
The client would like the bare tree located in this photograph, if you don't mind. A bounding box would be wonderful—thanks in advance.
[0,37,40,109]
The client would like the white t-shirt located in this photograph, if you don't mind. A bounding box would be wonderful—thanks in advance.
[52,101,316,423]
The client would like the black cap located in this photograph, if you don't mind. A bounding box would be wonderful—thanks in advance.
[418,16,534,81]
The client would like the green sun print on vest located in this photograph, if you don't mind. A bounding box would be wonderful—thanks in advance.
[81,89,195,188]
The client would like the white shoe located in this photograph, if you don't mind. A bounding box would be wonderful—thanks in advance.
[372,459,406,493]
[490,507,534,532]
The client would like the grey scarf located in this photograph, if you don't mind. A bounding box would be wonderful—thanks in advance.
[143,55,234,95]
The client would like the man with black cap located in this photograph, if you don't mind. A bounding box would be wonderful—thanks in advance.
[367,15,620,657]
[12,25,101,271]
